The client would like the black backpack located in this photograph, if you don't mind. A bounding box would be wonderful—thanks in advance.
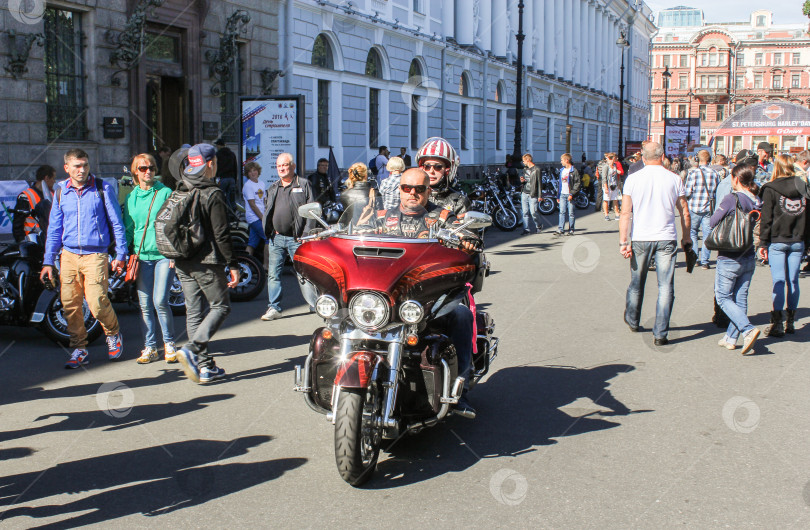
[368,156,379,176]
[154,187,204,259]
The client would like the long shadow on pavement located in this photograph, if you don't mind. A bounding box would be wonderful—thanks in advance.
[366,363,648,489]
[0,436,305,527]
[0,394,234,444]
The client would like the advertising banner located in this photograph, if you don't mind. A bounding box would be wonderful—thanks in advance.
[240,95,305,190]
[664,118,701,157]
[714,101,810,137]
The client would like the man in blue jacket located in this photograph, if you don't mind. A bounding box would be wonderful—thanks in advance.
[40,148,128,369]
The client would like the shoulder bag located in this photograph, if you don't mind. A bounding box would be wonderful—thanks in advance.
[704,193,759,253]
[125,190,158,283]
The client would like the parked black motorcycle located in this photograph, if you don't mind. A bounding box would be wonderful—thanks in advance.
[467,171,519,231]
[0,232,102,346]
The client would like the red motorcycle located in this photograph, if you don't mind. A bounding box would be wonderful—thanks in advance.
[292,203,498,486]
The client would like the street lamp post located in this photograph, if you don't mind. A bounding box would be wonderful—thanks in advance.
[662,66,672,153]
[512,0,525,162]
[616,31,630,158]
[686,90,695,152]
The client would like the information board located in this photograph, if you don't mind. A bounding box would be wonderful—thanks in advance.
[664,118,701,157]
[240,95,305,189]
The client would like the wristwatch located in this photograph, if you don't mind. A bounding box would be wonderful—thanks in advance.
[619,241,630,247]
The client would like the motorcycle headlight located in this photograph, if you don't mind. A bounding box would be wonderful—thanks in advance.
[349,292,389,330]
[315,295,338,318]
[398,300,423,324]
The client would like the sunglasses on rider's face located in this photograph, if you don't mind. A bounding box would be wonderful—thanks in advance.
[420,163,445,172]
[137,165,156,172]
[400,184,428,194]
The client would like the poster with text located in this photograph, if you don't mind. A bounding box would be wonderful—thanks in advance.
[240,95,305,191]
[664,118,701,157]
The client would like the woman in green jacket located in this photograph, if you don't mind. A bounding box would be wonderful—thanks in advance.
[124,154,176,363]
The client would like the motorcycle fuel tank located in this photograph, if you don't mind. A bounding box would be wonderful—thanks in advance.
[294,235,476,305]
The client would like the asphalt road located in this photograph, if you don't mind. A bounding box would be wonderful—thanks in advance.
[1,207,808,528]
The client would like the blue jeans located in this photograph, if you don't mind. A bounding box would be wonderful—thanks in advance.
[715,257,756,341]
[625,240,677,339]
[443,305,474,387]
[267,234,301,311]
[558,197,575,232]
[247,220,267,249]
[219,177,236,210]
[135,258,176,349]
[521,192,542,231]
[768,241,805,311]
[690,212,712,265]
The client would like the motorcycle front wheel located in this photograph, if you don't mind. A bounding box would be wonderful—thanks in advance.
[41,297,102,346]
[334,386,383,487]
[538,198,556,215]
[574,192,590,210]
[229,254,266,302]
[493,207,519,232]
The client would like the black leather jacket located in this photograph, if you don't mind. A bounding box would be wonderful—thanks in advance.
[429,187,470,217]
[340,181,382,212]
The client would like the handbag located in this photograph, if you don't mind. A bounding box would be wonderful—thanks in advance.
[124,190,158,283]
[704,193,758,252]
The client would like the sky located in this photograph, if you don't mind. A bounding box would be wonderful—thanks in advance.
[644,1,804,25]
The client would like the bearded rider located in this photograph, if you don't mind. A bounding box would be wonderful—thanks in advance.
[360,168,479,416]
[416,137,471,217]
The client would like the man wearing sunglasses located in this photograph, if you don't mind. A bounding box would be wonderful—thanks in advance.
[362,168,480,417]
[416,137,470,217]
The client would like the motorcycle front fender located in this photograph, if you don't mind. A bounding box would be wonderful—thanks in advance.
[335,351,380,388]
[30,289,57,323]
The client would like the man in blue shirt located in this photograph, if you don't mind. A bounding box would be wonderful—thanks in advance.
[40,148,128,369]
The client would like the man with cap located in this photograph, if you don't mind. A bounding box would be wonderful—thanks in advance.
[175,143,240,384]
[755,142,774,184]
[214,138,238,210]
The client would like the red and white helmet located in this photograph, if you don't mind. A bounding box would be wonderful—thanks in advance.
[416,137,460,190]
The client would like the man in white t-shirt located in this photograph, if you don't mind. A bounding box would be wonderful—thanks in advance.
[242,161,268,256]
[619,142,691,346]
[375,146,390,182]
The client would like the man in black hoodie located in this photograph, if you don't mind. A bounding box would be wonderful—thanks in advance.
[175,143,239,384]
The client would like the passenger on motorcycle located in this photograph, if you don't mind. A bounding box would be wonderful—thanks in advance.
[416,137,471,217]
[359,168,479,416]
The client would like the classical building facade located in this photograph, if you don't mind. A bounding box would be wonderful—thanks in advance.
[283,0,656,170]
[650,7,810,156]
[0,0,280,181]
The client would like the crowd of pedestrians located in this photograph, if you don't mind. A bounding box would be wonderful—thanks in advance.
[21,135,808,382]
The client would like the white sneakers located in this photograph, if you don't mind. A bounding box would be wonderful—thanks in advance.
[261,308,282,321]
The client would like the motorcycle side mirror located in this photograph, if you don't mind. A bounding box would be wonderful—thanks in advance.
[460,211,492,229]
[298,202,330,229]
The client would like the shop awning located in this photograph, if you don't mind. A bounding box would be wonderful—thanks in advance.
[713,101,810,136]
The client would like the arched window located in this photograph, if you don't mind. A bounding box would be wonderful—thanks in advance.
[459,72,470,97]
[409,58,422,79]
[311,34,333,69]
[365,48,383,78]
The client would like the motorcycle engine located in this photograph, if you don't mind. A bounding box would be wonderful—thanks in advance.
[0,268,18,311]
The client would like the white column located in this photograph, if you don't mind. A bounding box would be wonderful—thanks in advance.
[478,0,492,52]
[601,11,609,93]
[491,0,506,57]
[456,0,474,45]
[573,0,581,84]
[544,0,555,76]
[524,0,533,69]
[508,0,518,59]
[443,0,455,39]
[588,2,596,89]
[564,0,574,81]
[534,0,544,73]
[555,0,564,78]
